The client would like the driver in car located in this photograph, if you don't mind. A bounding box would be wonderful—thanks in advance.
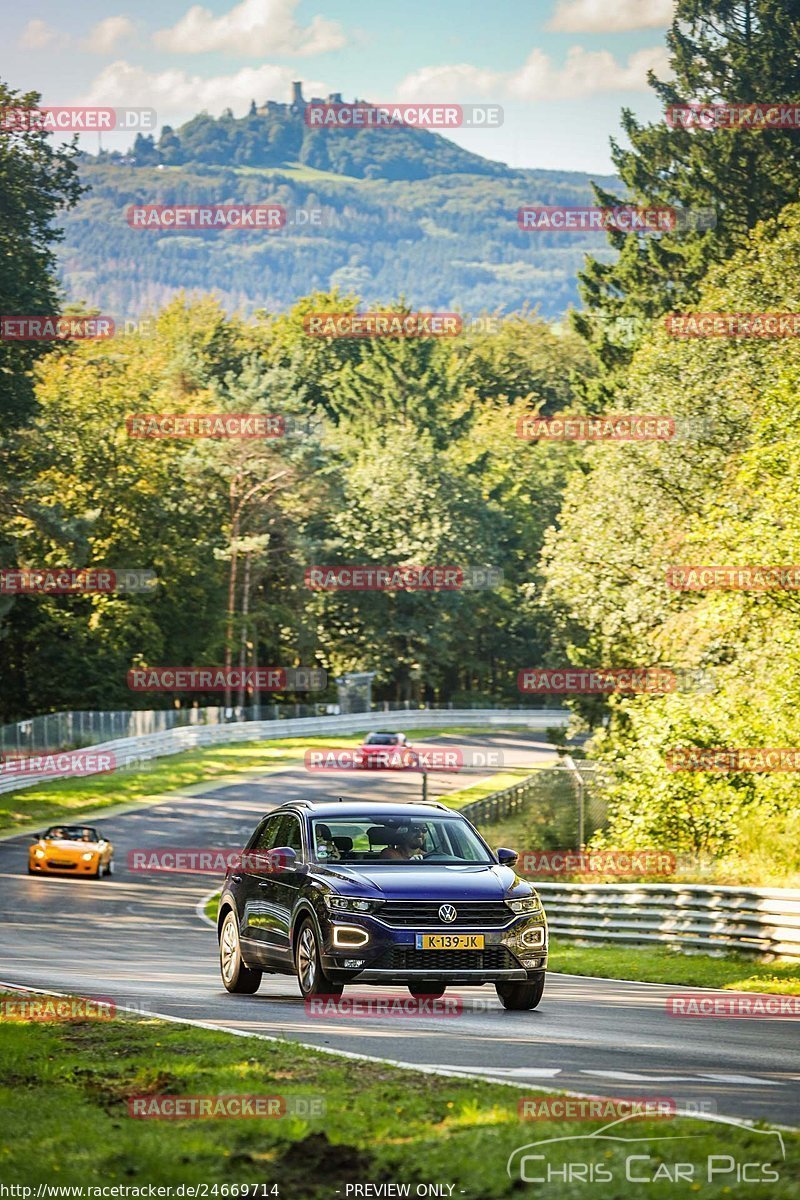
[379,824,426,861]
[315,823,341,861]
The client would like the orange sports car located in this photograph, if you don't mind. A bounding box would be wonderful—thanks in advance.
[28,824,114,878]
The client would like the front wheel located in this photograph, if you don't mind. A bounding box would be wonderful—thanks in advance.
[295,921,343,999]
[219,910,262,994]
[496,974,545,1011]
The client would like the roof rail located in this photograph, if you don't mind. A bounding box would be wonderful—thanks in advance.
[405,799,451,811]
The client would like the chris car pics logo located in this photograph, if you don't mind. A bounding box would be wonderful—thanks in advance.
[507,1112,785,1186]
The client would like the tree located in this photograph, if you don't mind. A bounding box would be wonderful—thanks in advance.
[543,202,800,876]
[0,79,85,432]
[575,0,800,386]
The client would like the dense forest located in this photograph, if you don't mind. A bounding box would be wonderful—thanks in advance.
[3,0,800,876]
[57,156,619,321]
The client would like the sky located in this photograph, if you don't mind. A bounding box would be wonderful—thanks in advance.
[4,0,676,171]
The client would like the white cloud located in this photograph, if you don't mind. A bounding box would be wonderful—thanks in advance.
[548,0,674,33]
[154,0,345,57]
[85,17,137,54]
[78,61,327,127]
[397,45,671,104]
[19,19,67,50]
[396,64,502,100]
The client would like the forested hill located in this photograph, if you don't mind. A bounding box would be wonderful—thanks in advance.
[58,97,619,322]
[130,100,512,181]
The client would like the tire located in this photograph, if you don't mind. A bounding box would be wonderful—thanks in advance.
[105,859,114,877]
[295,920,343,999]
[219,909,262,994]
[408,983,446,998]
[496,974,545,1011]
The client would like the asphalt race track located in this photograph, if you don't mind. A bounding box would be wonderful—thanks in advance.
[1,732,798,1128]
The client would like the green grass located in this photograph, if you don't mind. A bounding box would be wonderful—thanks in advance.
[439,769,531,810]
[232,161,365,184]
[0,724,524,836]
[1,993,797,1195]
[205,893,220,924]
[549,938,800,994]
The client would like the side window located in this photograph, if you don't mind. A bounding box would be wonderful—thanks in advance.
[280,815,304,857]
[253,816,284,852]
[267,814,304,859]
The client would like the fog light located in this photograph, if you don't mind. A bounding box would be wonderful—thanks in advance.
[522,956,541,968]
[522,926,545,948]
[343,959,365,969]
[332,925,369,948]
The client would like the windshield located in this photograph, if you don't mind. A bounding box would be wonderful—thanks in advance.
[310,815,492,865]
[44,826,100,842]
[364,734,400,746]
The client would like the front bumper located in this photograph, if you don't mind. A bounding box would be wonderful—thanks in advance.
[29,857,101,875]
[320,911,548,985]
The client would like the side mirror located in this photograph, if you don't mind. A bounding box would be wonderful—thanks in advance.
[496,847,518,866]
[270,846,307,873]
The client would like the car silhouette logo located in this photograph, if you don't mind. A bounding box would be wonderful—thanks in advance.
[506,1112,786,1181]
[439,904,457,923]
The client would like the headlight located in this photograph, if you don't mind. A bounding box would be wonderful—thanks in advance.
[34,848,45,859]
[324,895,381,914]
[506,896,542,914]
[82,852,95,861]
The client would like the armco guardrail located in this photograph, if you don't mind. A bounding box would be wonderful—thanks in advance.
[534,882,800,959]
[0,708,569,796]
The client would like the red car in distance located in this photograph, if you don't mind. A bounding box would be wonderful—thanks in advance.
[356,732,419,769]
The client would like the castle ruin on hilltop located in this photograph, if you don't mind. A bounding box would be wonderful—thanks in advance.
[257,82,361,118]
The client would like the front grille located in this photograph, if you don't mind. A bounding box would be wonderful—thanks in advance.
[374,946,518,971]
[46,860,76,869]
[378,901,512,927]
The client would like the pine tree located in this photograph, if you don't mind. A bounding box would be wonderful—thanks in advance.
[575,0,800,383]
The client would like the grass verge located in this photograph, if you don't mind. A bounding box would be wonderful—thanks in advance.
[1,993,796,1196]
[549,938,800,995]
[436,770,530,810]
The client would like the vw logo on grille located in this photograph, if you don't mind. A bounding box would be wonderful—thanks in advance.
[438,904,457,923]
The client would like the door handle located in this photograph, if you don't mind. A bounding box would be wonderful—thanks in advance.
[258,880,271,889]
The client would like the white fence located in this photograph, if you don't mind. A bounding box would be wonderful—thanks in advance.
[0,708,570,796]
[535,882,800,959]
